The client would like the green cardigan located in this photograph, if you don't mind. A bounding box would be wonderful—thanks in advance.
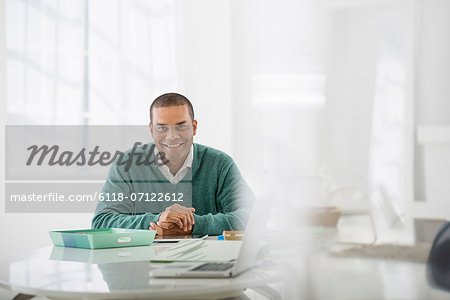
[91,143,254,235]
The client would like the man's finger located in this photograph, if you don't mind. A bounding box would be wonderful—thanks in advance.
[150,222,158,230]
[157,221,177,229]
[149,222,161,235]
[167,213,184,230]
[159,210,195,230]
[179,214,185,231]
[166,203,181,211]
[187,212,192,230]
[190,210,195,226]
[187,208,194,229]
[164,206,195,229]
[157,221,170,229]
[153,220,193,236]
[178,209,193,228]
[160,212,183,229]
[166,205,194,214]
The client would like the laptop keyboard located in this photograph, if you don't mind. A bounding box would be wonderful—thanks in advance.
[191,262,234,272]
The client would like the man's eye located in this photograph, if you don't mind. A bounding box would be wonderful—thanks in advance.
[157,126,167,131]
[177,125,187,130]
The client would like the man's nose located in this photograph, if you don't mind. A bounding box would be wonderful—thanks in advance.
[166,127,179,140]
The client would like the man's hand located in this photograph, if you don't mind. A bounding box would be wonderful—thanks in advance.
[149,221,192,235]
[157,204,195,232]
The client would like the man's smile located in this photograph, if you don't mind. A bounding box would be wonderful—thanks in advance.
[162,142,184,149]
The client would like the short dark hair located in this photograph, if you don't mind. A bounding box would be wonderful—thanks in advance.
[149,93,195,123]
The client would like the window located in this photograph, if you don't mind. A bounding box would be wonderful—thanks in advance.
[6,0,178,125]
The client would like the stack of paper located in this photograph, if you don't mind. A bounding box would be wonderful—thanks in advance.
[150,240,242,262]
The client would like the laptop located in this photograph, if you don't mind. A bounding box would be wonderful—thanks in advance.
[150,197,271,278]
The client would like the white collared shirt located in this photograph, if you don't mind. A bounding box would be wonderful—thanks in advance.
[154,144,193,184]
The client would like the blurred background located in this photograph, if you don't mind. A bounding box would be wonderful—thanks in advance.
[1,0,450,260]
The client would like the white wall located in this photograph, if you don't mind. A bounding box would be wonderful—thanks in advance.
[0,0,8,258]
[415,0,450,126]
[230,0,329,190]
[414,0,450,201]
[176,0,233,155]
[322,5,379,190]
[229,1,415,196]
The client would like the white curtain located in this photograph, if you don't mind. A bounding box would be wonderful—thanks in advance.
[368,6,414,230]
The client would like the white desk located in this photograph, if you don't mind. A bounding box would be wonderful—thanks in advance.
[2,232,450,299]
[0,243,280,299]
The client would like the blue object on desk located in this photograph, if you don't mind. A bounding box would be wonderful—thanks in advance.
[217,235,224,240]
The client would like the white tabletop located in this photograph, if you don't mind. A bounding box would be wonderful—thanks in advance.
[4,229,447,300]
[0,243,279,299]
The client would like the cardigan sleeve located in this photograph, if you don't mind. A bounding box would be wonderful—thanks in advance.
[191,159,254,235]
[91,161,160,230]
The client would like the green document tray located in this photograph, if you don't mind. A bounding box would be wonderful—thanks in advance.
[49,228,156,249]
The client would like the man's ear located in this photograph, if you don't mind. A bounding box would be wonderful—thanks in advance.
[192,120,198,136]
[149,122,154,136]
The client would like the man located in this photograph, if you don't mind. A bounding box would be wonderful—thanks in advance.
[92,93,253,235]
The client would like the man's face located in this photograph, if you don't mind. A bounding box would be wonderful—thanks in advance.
[150,105,197,165]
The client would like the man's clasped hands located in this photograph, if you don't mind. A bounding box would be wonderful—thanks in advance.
[149,204,195,235]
